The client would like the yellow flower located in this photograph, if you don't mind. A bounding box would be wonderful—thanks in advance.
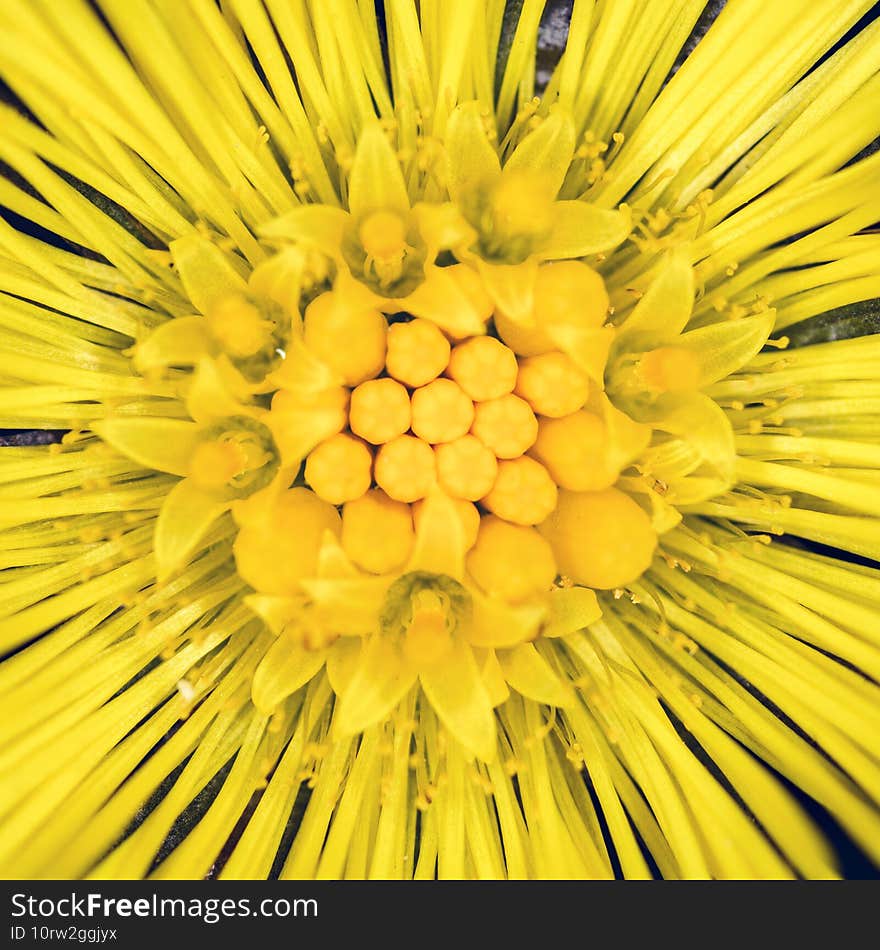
[1,0,880,881]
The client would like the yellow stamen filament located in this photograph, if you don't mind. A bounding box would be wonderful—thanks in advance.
[188,439,248,491]
[402,590,454,668]
[413,497,481,550]
[206,294,273,358]
[531,411,616,492]
[385,318,451,388]
[411,378,475,444]
[304,433,373,504]
[466,515,557,602]
[639,346,703,392]
[447,336,519,401]
[303,291,387,385]
[349,377,412,445]
[471,394,538,459]
[539,488,657,590]
[233,488,341,595]
[434,434,498,501]
[482,456,557,526]
[342,489,414,574]
[515,351,591,418]
[374,435,436,503]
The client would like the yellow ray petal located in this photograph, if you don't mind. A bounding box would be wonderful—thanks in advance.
[467,591,546,648]
[92,416,201,476]
[405,489,467,579]
[347,122,410,219]
[498,642,573,707]
[131,316,214,374]
[251,636,327,714]
[154,478,228,581]
[420,638,497,761]
[539,201,632,259]
[505,108,576,196]
[169,235,249,314]
[476,257,538,326]
[543,587,603,638]
[333,636,418,737]
[445,101,501,202]
[615,246,694,348]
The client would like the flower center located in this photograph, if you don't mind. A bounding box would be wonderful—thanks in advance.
[265,259,661,594]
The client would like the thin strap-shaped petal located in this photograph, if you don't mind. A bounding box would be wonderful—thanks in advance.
[543,587,603,638]
[467,591,546,648]
[170,235,249,314]
[405,489,467,579]
[615,246,694,347]
[404,265,491,338]
[333,636,418,737]
[251,636,327,714]
[347,121,410,219]
[131,316,214,374]
[498,642,573,707]
[677,310,775,387]
[420,638,497,761]
[445,101,501,202]
[476,257,538,326]
[154,478,228,581]
[258,205,349,256]
[505,109,576,196]
[539,201,632,260]
[92,416,202,476]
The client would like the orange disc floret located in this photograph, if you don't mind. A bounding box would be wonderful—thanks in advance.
[447,336,519,401]
[539,487,657,590]
[531,410,617,492]
[515,351,591,418]
[471,393,538,459]
[434,435,498,501]
[385,319,451,388]
[233,487,341,595]
[304,433,373,504]
[342,489,414,573]
[466,515,557,602]
[349,378,411,445]
[410,378,475,444]
[303,291,387,386]
[374,435,436,503]
[482,456,557,526]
